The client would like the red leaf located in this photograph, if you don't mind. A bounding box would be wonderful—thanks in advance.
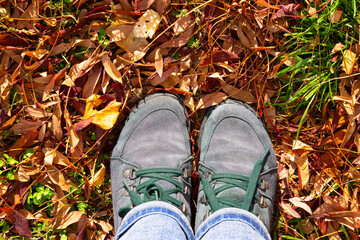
[0,208,32,238]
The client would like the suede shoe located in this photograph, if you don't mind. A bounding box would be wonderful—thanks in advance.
[195,99,277,232]
[111,93,192,231]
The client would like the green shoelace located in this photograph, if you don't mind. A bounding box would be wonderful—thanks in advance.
[118,167,185,218]
[200,148,269,212]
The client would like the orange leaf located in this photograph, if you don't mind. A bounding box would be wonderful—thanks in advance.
[92,100,122,130]
[255,0,280,10]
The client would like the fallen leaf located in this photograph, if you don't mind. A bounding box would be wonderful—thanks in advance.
[89,163,105,186]
[289,197,312,214]
[10,119,42,135]
[83,65,102,98]
[106,24,134,42]
[342,50,357,74]
[200,51,239,66]
[101,53,124,84]
[0,208,32,238]
[94,219,113,233]
[47,165,71,192]
[154,48,163,77]
[64,109,79,149]
[331,43,345,53]
[297,153,310,188]
[330,9,342,23]
[196,92,227,109]
[133,10,161,39]
[92,100,122,130]
[53,209,83,229]
[219,79,257,103]
[280,201,301,218]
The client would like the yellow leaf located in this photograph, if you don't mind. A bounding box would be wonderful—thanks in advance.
[297,153,310,188]
[89,164,106,186]
[93,100,122,130]
[84,94,103,119]
[342,50,357,74]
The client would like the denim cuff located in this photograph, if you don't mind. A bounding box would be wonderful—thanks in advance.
[195,208,271,240]
[115,201,194,240]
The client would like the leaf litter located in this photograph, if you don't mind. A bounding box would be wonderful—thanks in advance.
[0,0,359,239]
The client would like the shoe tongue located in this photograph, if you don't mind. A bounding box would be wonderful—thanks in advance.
[212,181,247,208]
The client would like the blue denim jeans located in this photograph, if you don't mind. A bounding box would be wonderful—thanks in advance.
[115,201,271,240]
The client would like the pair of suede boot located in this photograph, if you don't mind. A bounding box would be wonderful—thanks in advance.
[110,93,277,232]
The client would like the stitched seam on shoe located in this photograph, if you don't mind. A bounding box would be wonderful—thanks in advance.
[120,109,190,156]
[200,116,268,164]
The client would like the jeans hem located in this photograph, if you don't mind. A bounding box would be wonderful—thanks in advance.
[115,203,194,240]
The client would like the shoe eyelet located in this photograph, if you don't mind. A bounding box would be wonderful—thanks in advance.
[123,169,137,180]
[259,178,269,191]
[183,186,188,194]
[258,195,268,208]
[202,172,211,181]
[257,214,264,223]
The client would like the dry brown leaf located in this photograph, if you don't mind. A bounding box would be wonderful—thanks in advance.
[173,14,192,34]
[289,197,312,214]
[342,50,357,74]
[297,153,310,188]
[331,43,345,53]
[219,80,257,103]
[89,164,105,186]
[64,109,79,149]
[10,119,42,135]
[84,94,121,130]
[154,48,163,77]
[83,65,102,98]
[53,207,83,230]
[15,166,30,182]
[47,166,71,192]
[106,24,134,42]
[133,10,161,38]
[0,76,12,109]
[94,219,113,234]
[52,114,63,141]
[184,95,195,112]
[330,9,342,23]
[196,92,227,109]
[25,106,50,119]
[280,201,301,218]
[18,209,36,220]
[101,53,124,84]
